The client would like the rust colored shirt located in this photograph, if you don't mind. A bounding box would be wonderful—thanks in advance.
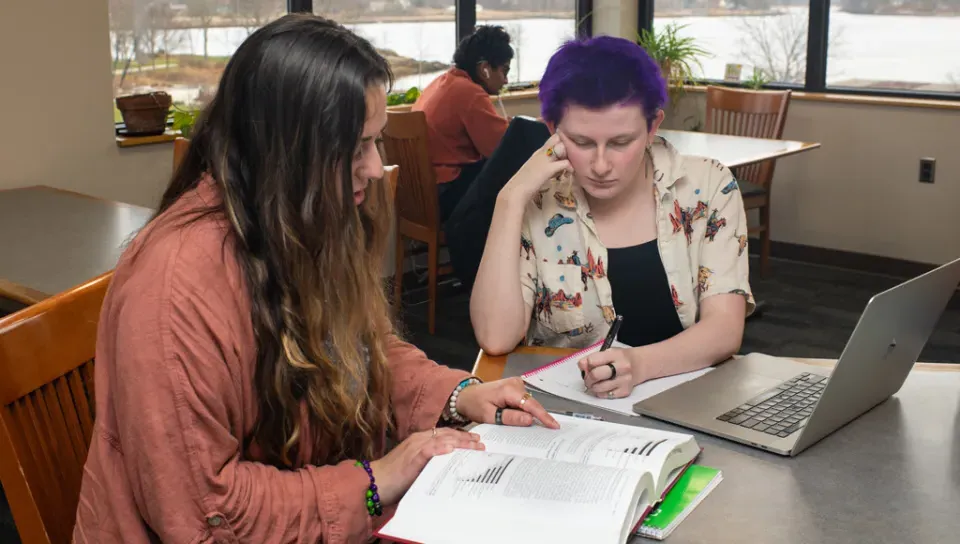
[73,178,468,543]
[412,67,509,183]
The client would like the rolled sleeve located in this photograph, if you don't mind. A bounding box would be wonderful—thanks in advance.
[386,335,469,438]
[697,168,756,314]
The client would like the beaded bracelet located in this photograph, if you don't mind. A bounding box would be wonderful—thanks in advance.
[443,376,482,424]
[354,460,382,516]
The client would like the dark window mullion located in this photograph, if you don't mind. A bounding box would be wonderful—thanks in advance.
[805,0,830,92]
[456,0,477,46]
[287,0,311,13]
[576,0,594,39]
[638,0,654,36]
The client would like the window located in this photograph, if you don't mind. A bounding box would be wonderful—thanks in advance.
[646,0,960,99]
[315,1,456,93]
[484,1,578,85]
[110,0,285,120]
[826,1,960,93]
[316,1,579,94]
[111,1,592,128]
[653,0,810,86]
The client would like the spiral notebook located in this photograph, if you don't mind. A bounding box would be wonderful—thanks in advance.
[519,341,714,417]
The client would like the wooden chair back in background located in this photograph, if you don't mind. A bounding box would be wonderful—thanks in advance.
[705,85,791,277]
[172,136,190,172]
[0,272,110,544]
[380,111,451,334]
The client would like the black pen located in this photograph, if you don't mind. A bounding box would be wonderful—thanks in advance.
[582,315,623,378]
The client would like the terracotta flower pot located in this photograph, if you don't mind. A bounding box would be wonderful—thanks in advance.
[116,91,172,136]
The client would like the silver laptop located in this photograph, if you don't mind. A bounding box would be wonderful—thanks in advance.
[633,256,960,456]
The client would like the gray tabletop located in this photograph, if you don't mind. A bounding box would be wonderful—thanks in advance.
[504,354,960,544]
[0,187,154,303]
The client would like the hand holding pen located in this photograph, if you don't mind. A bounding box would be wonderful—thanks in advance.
[578,316,641,400]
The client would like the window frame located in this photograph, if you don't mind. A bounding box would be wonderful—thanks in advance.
[643,0,960,103]
[115,0,592,133]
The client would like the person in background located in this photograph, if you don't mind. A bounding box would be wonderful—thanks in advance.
[73,15,557,544]
[470,36,754,399]
[413,25,513,221]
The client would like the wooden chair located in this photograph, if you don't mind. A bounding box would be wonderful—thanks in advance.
[173,136,190,172]
[381,111,452,334]
[705,85,791,278]
[0,272,110,544]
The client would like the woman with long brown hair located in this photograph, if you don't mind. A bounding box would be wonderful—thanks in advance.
[74,14,556,543]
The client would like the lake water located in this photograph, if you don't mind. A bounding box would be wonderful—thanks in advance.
[117,8,960,100]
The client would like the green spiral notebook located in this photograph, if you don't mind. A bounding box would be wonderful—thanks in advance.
[637,464,723,540]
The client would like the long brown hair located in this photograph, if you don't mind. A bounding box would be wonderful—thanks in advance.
[155,14,395,467]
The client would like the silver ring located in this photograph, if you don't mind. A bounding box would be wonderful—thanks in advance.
[607,391,614,399]
[432,427,437,438]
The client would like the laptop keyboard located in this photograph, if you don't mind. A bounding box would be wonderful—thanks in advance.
[716,372,826,438]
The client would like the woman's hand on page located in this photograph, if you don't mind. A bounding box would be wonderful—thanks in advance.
[580,348,648,399]
[499,133,571,204]
[370,428,484,506]
[456,377,561,429]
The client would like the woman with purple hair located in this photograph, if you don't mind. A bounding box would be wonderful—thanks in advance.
[471,36,755,399]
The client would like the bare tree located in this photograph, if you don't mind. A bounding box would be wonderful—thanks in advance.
[505,23,524,83]
[186,0,218,58]
[736,11,843,84]
[238,0,285,35]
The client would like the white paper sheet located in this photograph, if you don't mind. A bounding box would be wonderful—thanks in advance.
[521,343,713,417]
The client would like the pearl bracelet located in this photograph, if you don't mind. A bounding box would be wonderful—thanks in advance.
[444,377,482,424]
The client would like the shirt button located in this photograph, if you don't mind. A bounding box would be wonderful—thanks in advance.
[207,515,224,527]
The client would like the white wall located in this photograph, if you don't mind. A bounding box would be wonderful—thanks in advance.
[0,0,171,208]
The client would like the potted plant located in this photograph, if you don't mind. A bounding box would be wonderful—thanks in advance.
[637,23,709,105]
[171,105,200,138]
[115,91,172,136]
[387,86,421,106]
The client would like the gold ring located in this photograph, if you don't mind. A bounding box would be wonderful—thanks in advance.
[546,147,554,157]
[519,392,532,407]
[607,391,614,399]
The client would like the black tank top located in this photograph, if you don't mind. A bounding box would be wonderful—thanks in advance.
[606,239,684,347]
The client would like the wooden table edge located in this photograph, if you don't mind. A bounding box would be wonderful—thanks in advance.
[727,141,822,169]
[0,279,48,305]
[472,347,960,382]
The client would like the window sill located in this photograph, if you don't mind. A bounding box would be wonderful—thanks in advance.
[683,85,960,112]
[385,87,540,112]
[116,129,180,148]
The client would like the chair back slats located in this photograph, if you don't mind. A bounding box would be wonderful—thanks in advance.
[0,272,109,544]
[705,85,791,188]
[173,136,190,172]
[381,111,440,230]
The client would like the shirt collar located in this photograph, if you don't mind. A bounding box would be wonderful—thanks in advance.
[650,135,686,192]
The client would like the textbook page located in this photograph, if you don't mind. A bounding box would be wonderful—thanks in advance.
[472,413,699,495]
[377,448,653,544]
[522,342,714,417]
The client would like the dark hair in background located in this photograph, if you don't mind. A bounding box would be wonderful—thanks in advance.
[538,35,668,128]
[453,25,514,82]
[156,14,396,469]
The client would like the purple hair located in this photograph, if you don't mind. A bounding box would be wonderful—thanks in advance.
[539,35,668,128]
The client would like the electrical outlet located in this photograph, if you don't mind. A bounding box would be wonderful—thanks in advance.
[919,158,936,183]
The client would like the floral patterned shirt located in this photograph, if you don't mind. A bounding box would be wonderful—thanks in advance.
[519,136,755,349]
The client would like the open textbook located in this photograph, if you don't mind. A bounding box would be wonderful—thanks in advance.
[376,413,700,544]
[520,341,714,417]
